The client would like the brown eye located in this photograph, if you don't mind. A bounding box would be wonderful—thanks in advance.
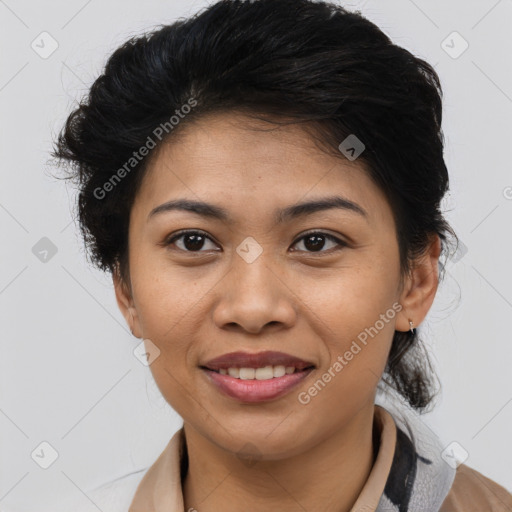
[291,232,347,254]
[165,230,219,252]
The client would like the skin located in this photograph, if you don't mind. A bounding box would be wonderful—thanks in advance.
[114,111,441,512]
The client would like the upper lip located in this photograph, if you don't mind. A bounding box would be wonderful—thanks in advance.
[201,351,315,371]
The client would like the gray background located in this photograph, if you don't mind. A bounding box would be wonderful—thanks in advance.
[1,0,511,510]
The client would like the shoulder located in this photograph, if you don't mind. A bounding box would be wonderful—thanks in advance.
[62,468,148,512]
[440,463,512,512]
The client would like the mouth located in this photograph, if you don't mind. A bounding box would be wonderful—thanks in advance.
[199,351,316,403]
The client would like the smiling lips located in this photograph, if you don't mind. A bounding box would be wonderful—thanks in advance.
[200,350,315,402]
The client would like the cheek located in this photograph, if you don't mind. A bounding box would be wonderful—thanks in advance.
[297,259,399,337]
[130,251,207,335]
[129,259,218,377]
[130,272,196,396]
[133,274,204,416]
[296,311,395,426]
[297,264,398,388]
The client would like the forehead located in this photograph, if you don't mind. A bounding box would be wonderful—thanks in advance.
[133,111,392,228]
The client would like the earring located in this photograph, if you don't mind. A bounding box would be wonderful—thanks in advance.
[129,309,135,337]
[409,319,416,335]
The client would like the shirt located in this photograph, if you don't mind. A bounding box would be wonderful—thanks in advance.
[68,403,512,512]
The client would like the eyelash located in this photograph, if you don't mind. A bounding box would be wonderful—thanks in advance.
[163,229,348,255]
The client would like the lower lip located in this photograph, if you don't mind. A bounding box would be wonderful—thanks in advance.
[202,368,314,403]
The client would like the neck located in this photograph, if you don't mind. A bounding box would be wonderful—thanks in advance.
[182,403,378,512]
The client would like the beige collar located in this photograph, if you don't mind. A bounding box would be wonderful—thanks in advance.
[129,404,397,512]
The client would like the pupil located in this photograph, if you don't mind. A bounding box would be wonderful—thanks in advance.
[184,234,205,251]
[305,234,325,251]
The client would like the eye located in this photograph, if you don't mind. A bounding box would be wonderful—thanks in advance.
[163,229,347,255]
[164,230,220,252]
[290,231,347,254]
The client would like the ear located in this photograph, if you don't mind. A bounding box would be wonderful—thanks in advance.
[113,265,142,338]
[395,234,442,332]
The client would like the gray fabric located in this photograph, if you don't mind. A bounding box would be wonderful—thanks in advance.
[375,394,456,512]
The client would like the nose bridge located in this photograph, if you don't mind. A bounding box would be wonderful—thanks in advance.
[213,243,296,333]
[234,246,278,297]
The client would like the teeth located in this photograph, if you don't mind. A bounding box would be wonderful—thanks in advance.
[255,366,273,380]
[216,365,304,380]
[274,365,286,377]
[228,367,240,378]
[239,368,255,380]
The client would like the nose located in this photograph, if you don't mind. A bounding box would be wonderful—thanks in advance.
[212,255,297,335]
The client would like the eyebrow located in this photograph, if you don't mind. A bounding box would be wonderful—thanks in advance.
[147,195,368,224]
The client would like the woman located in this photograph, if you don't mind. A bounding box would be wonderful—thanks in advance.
[53,0,512,510]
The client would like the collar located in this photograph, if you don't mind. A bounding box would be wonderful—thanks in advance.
[128,403,454,512]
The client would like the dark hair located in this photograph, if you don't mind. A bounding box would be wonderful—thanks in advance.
[52,0,458,411]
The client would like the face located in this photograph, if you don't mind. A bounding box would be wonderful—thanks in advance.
[115,111,438,460]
